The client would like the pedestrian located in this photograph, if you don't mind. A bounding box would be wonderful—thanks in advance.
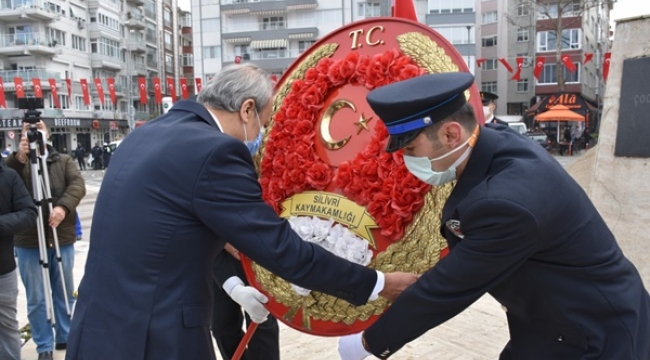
[75,144,86,171]
[90,143,102,170]
[102,142,111,169]
[338,72,650,360]
[66,63,417,360]
[480,91,508,125]
[5,121,86,360]
[212,246,280,360]
[0,156,37,360]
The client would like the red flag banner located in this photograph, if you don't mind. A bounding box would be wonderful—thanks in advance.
[14,78,25,98]
[65,79,72,107]
[476,58,487,68]
[139,77,148,105]
[603,52,612,83]
[180,78,189,99]
[107,78,117,106]
[511,57,524,81]
[562,55,577,73]
[166,77,177,102]
[391,0,418,21]
[533,57,545,81]
[498,58,514,73]
[152,77,162,104]
[94,78,105,106]
[80,79,90,105]
[32,78,43,98]
[195,78,202,93]
[0,77,6,108]
[584,53,594,65]
[48,79,60,109]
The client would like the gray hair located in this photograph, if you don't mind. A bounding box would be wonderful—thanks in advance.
[197,63,273,114]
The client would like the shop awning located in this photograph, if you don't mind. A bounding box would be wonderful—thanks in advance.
[535,105,585,122]
[528,92,597,116]
[223,37,251,44]
[250,39,287,49]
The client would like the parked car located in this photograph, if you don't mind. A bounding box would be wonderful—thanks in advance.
[526,131,551,150]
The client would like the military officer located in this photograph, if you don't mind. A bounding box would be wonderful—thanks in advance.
[481,91,508,125]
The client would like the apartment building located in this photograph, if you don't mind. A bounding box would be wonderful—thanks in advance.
[0,0,182,153]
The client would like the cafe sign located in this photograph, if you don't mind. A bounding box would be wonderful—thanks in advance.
[53,118,82,127]
[0,118,23,129]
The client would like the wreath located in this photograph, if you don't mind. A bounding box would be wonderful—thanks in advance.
[260,49,431,241]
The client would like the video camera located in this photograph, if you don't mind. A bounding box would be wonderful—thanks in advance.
[17,96,44,125]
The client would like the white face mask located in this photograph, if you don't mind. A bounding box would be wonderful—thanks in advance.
[403,136,474,186]
[483,106,492,119]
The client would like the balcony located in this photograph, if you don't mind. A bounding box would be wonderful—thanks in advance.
[0,108,24,119]
[0,0,60,22]
[91,53,123,71]
[222,19,318,43]
[221,0,317,15]
[0,32,57,56]
[0,69,61,83]
[124,12,145,29]
[134,111,149,120]
[126,42,146,54]
[88,23,121,42]
[223,49,298,70]
[87,0,120,13]
[93,110,119,119]
[41,108,63,117]
[129,63,147,76]
[126,0,145,6]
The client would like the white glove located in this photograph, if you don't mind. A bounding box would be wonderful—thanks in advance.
[338,332,371,360]
[228,283,270,324]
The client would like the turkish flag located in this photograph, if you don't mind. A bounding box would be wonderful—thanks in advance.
[498,58,514,73]
[94,78,105,106]
[80,79,90,105]
[533,57,545,81]
[562,55,577,73]
[195,78,202,93]
[152,77,162,104]
[107,78,117,106]
[48,79,60,109]
[603,52,612,83]
[32,78,43,98]
[166,77,177,102]
[139,77,149,105]
[65,79,72,107]
[14,78,25,98]
[476,58,487,67]
[179,78,189,99]
[0,77,6,108]
[511,57,524,81]
[391,0,418,21]
[584,53,594,65]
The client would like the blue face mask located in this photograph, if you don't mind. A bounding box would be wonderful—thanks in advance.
[243,111,263,156]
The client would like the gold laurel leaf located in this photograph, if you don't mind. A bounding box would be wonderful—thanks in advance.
[396,32,459,75]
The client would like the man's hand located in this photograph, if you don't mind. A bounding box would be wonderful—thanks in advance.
[224,243,241,261]
[49,206,67,228]
[379,272,418,303]
[229,284,269,323]
[338,332,370,360]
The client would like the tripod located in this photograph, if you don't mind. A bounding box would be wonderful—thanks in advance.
[24,107,72,327]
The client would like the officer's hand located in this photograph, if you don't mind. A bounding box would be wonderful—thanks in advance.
[338,332,371,360]
[379,272,419,303]
[229,284,269,324]
[224,243,241,261]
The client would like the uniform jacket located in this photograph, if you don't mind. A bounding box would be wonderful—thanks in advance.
[66,100,377,360]
[486,116,509,126]
[364,125,650,359]
[0,157,37,275]
[5,148,85,248]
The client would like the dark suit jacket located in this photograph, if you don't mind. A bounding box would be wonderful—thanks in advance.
[487,116,509,126]
[66,100,377,360]
[364,125,650,359]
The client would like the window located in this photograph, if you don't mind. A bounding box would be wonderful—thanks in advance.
[482,58,498,70]
[517,54,532,67]
[482,11,497,24]
[72,35,86,51]
[517,2,529,16]
[234,44,250,56]
[146,23,157,43]
[203,46,221,59]
[164,31,173,50]
[537,29,581,52]
[147,48,158,68]
[49,94,70,109]
[433,26,474,44]
[481,81,497,93]
[298,41,315,53]
[91,37,120,58]
[358,2,381,17]
[482,35,497,47]
[538,63,580,84]
[48,28,66,46]
[165,54,173,71]
[181,13,191,28]
[145,0,156,18]
[517,28,529,42]
[262,17,285,30]
[517,79,529,92]
[429,0,474,13]
[163,7,172,28]
[202,18,220,32]
[75,95,87,110]
[181,54,193,66]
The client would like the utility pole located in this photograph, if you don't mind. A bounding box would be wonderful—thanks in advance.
[466,25,472,70]
[127,29,135,132]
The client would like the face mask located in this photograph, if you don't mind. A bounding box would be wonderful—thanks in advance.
[243,111,263,156]
[403,136,474,186]
[483,106,492,119]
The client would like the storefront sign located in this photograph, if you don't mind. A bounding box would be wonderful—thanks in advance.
[0,118,23,129]
[53,118,82,127]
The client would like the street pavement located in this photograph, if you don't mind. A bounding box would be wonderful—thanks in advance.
[17,155,582,360]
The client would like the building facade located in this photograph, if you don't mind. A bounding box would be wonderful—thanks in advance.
[0,0,185,154]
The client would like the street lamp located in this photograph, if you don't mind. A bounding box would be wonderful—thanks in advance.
[466,25,472,69]
[126,29,135,132]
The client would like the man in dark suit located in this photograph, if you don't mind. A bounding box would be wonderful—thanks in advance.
[66,63,417,360]
[338,73,650,359]
[480,91,508,125]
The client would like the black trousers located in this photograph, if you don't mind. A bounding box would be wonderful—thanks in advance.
[76,156,85,170]
[211,281,280,360]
